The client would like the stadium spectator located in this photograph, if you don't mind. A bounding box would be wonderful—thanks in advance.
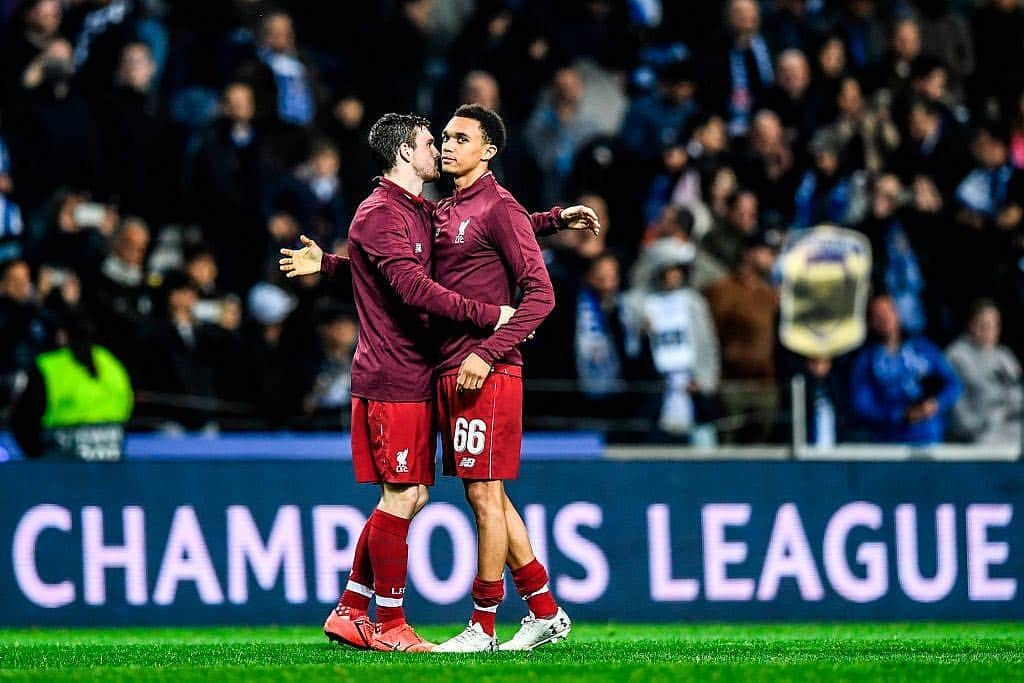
[4,38,106,216]
[302,303,357,420]
[0,132,24,262]
[871,18,921,99]
[242,281,303,424]
[704,233,780,443]
[63,0,141,98]
[850,294,961,444]
[792,129,858,229]
[946,300,1022,445]
[265,140,348,251]
[811,34,850,123]
[763,0,819,54]
[184,241,240,333]
[700,189,760,278]
[915,0,974,101]
[829,0,887,72]
[0,258,52,403]
[637,260,720,444]
[703,0,774,138]
[760,49,818,150]
[735,110,798,227]
[95,42,172,224]
[781,352,853,448]
[619,59,698,164]
[892,97,967,200]
[0,0,63,106]
[185,82,269,294]
[85,216,152,370]
[525,64,602,206]
[855,174,928,336]
[825,75,900,176]
[9,305,132,459]
[137,270,225,431]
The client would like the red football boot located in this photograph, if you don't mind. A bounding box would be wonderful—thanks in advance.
[323,604,376,650]
[370,621,436,653]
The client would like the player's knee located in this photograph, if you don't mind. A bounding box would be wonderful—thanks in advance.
[464,481,503,513]
[381,483,419,516]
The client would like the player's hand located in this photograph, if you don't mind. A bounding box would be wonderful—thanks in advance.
[279,234,325,278]
[457,353,491,392]
[495,305,516,331]
[561,205,601,237]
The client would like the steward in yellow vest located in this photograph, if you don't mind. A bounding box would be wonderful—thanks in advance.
[10,309,132,460]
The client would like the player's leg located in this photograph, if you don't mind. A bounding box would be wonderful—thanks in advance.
[324,398,378,649]
[500,488,572,651]
[434,478,507,652]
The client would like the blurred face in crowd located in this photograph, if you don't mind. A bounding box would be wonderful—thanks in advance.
[440,117,493,179]
[915,67,947,102]
[168,285,197,321]
[461,71,500,111]
[115,222,149,268]
[993,0,1018,12]
[186,254,217,289]
[819,38,846,77]
[869,296,901,342]
[553,67,584,108]
[872,174,902,218]
[223,84,254,123]
[815,150,839,176]
[893,20,921,61]
[311,147,340,179]
[262,14,295,54]
[730,191,759,233]
[973,130,1008,168]
[837,78,864,117]
[118,43,156,92]
[26,0,61,38]
[752,111,783,153]
[744,245,775,279]
[969,305,1001,348]
[729,0,760,39]
[806,357,832,378]
[777,51,810,98]
[586,255,620,298]
[696,115,727,154]
[657,264,686,291]
[0,261,33,304]
[320,317,358,353]
[407,126,441,182]
[908,104,939,141]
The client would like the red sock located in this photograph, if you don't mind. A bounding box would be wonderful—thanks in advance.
[471,576,504,636]
[339,519,373,612]
[369,509,411,626]
[512,558,558,619]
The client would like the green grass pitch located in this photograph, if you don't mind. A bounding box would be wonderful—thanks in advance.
[1,622,1023,682]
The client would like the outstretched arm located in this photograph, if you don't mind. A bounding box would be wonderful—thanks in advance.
[528,205,601,238]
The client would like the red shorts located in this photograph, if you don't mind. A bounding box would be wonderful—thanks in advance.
[436,364,523,480]
[351,398,436,486]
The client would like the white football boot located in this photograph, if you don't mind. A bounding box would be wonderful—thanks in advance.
[433,621,498,653]
[498,607,572,651]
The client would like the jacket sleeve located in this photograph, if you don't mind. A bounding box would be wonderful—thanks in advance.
[924,340,962,414]
[529,207,563,237]
[358,205,500,327]
[320,253,348,278]
[473,202,556,364]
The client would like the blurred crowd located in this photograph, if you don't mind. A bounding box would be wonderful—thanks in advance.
[0,0,1022,446]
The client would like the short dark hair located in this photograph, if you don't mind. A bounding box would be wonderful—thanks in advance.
[367,113,431,172]
[453,104,507,154]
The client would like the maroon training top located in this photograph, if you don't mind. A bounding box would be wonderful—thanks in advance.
[324,177,502,401]
[431,173,556,371]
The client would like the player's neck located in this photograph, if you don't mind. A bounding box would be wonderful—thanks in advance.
[383,167,424,197]
[453,164,490,191]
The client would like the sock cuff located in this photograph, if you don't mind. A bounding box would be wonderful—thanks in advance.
[471,576,505,606]
[511,558,549,595]
[370,508,411,537]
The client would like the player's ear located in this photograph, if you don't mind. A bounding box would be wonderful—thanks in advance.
[482,143,497,161]
[398,142,413,163]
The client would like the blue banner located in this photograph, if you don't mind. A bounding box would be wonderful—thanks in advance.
[2,461,1021,625]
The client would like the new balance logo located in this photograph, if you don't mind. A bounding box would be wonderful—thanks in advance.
[414,242,423,254]
[455,219,469,244]
[459,457,476,468]
[395,449,409,473]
